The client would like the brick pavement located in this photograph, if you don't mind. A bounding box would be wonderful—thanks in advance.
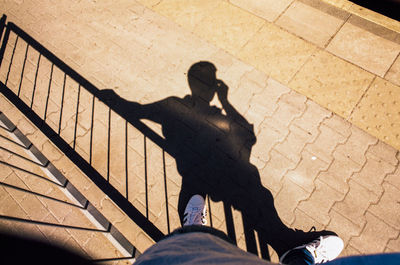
[0,0,399,263]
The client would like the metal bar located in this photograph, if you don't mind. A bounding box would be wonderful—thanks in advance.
[4,35,18,86]
[44,63,54,120]
[58,73,67,135]
[17,43,29,96]
[89,95,95,164]
[73,85,81,149]
[163,151,170,234]
[0,15,6,43]
[224,203,237,244]
[0,15,8,67]
[207,196,213,228]
[125,120,128,199]
[107,107,111,182]
[30,53,41,108]
[144,136,148,219]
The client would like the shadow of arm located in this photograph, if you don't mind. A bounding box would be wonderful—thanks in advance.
[97,89,161,123]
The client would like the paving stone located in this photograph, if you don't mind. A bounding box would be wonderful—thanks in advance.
[239,22,316,85]
[290,50,375,118]
[332,179,379,227]
[385,54,400,86]
[368,182,400,229]
[63,236,90,259]
[341,244,361,258]
[318,152,360,194]
[322,114,352,138]
[350,77,400,151]
[291,100,332,137]
[275,178,310,224]
[327,209,362,244]
[193,1,265,55]
[252,117,289,163]
[19,192,50,221]
[275,124,315,164]
[153,0,220,32]
[135,231,156,252]
[271,92,306,128]
[327,17,400,77]
[334,125,377,166]
[230,0,295,22]
[38,213,72,247]
[386,236,400,252]
[260,149,296,195]
[83,232,123,260]
[352,152,396,196]
[385,165,400,190]
[368,141,398,166]
[350,212,398,253]
[2,172,29,203]
[298,179,343,225]
[292,208,325,232]
[305,123,348,164]
[276,0,347,47]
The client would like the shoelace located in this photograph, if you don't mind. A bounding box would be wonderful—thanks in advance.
[306,236,329,264]
[183,207,207,226]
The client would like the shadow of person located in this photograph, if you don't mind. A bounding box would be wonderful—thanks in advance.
[97,61,335,258]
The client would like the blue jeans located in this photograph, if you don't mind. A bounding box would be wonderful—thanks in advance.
[134,226,400,265]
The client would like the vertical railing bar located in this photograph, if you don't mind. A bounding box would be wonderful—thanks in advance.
[4,35,18,86]
[107,107,111,182]
[89,95,95,164]
[0,15,7,48]
[125,120,128,200]
[58,73,67,135]
[162,151,170,234]
[73,84,81,150]
[144,136,148,219]
[0,17,10,68]
[30,53,41,108]
[17,43,29,96]
[224,203,237,244]
[207,196,213,228]
[43,63,54,121]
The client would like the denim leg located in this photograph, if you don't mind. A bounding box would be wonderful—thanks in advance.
[282,248,315,265]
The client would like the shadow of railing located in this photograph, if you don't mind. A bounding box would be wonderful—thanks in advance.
[0,14,272,259]
[0,109,138,261]
[0,14,165,242]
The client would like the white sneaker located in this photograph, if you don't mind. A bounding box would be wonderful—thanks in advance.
[280,235,344,264]
[183,195,207,226]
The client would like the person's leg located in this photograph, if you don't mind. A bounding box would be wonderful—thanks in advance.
[280,236,344,265]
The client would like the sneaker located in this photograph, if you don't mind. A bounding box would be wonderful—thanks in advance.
[280,235,344,264]
[183,195,207,226]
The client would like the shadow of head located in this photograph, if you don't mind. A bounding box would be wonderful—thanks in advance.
[188,61,217,103]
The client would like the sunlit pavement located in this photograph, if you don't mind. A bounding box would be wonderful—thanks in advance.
[0,0,399,263]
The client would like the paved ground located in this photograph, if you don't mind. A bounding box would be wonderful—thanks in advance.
[0,0,399,263]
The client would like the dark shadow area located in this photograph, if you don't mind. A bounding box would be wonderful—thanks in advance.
[0,232,94,265]
[0,14,337,259]
[349,0,400,21]
[97,61,336,257]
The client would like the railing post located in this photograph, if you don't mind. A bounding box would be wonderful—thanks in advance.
[0,15,6,41]
[0,14,9,68]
